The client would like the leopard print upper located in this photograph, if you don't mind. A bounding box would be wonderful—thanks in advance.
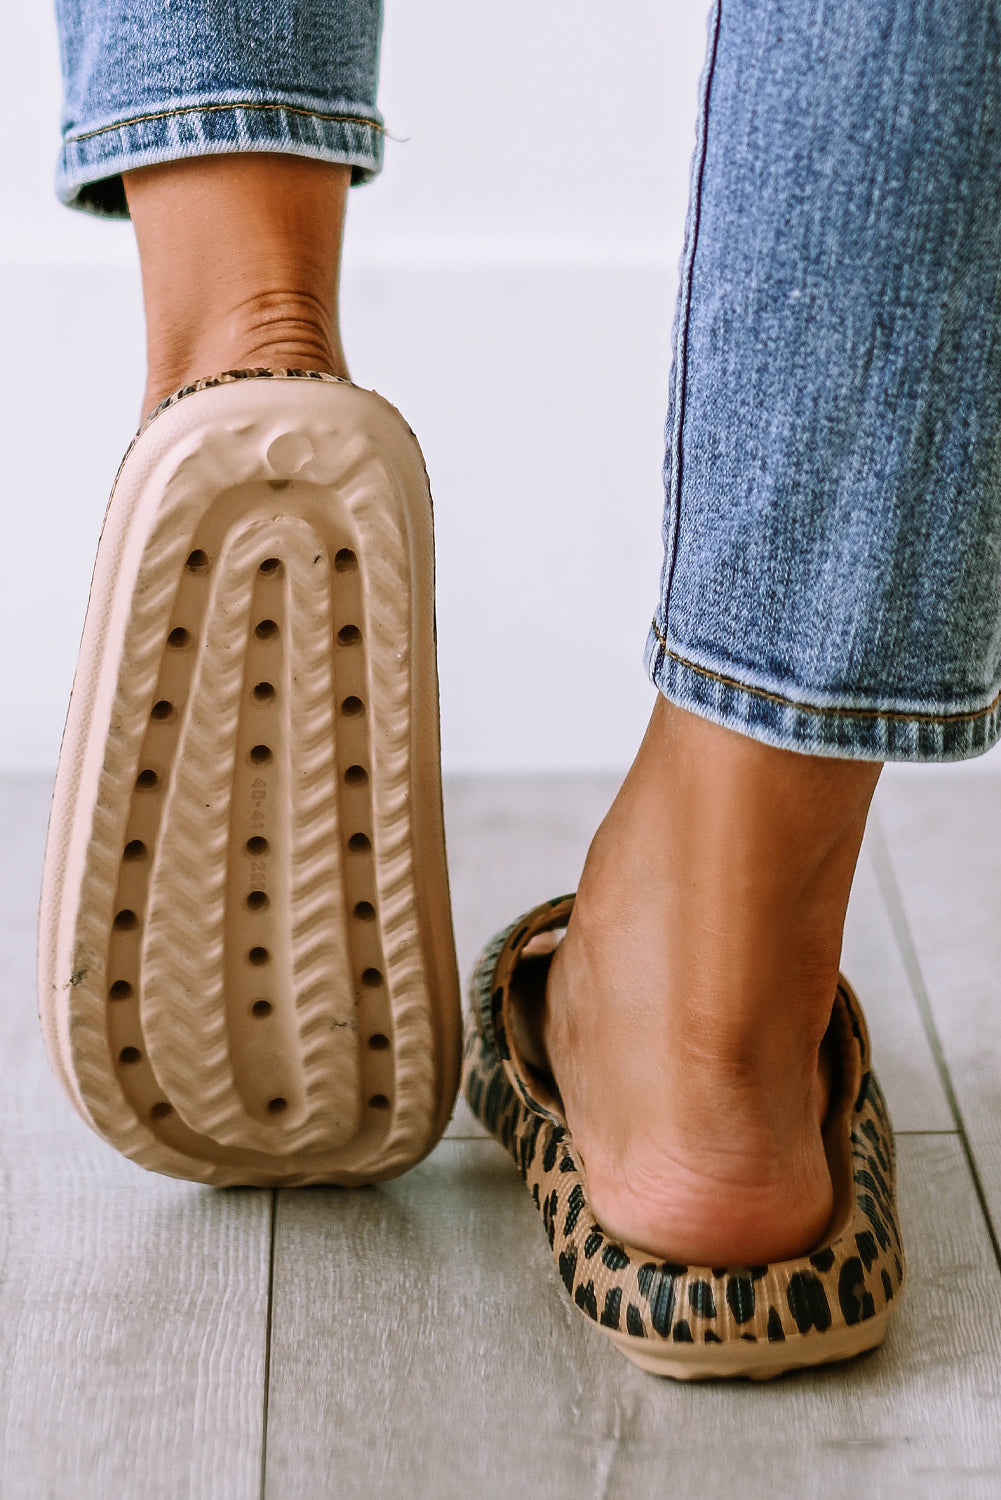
[461,895,905,1350]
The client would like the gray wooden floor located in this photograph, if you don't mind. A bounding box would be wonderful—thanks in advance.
[2,768,1000,1499]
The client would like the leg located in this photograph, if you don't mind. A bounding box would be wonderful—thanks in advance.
[545,695,880,1264]
[126,155,351,418]
[549,0,1001,1265]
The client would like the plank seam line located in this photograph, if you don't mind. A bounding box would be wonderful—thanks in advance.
[869,811,1001,1274]
[260,1189,278,1500]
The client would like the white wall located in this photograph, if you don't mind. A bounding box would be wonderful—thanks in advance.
[8,4,995,780]
[2,1,716,773]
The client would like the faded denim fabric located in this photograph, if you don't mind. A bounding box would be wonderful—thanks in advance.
[646,0,1001,760]
[55,0,384,216]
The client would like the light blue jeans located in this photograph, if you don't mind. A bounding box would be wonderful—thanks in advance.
[55,0,1001,762]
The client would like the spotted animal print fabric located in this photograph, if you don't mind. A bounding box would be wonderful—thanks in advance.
[461,895,906,1364]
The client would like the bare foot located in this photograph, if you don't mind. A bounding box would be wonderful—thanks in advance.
[542,695,881,1265]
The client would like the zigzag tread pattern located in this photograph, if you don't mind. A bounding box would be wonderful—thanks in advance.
[55,376,445,1180]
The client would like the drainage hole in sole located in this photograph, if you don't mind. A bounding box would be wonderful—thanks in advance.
[259,557,282,576]
[369,1094,391,1110]
[150,1102,173,1121]
[344,764,368,786]
[150,699,173,720]
[253,681,276,702]
[135,769,159,791]
[251,998,272,1018]
[348,832,371,853]
[334,548,357,572]
[113,909,138,931]
[246,836,269,856]
[185,549,210,572]
[361,967,383,988]
[248,946,270,966]
[118,1046,141,1065]
[353,900,375,922]
[246,890,269,911]
[338,624,362,646]
[167,627,191,648]
[249,744,273,765]
[109,980,133,1000]
[341,696,365,717]
[267,1096,288,1114]
[123,839,147,861]
[368,1033,390,1052]
[255,619,279,641]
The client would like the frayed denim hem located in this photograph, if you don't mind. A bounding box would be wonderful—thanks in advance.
[58,97,385,217]
[644,621,1001,764]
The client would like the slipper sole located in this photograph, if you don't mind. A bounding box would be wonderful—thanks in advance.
[37,371,460,1186]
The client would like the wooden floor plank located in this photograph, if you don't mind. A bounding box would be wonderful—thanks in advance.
[265,1134,1001,1500]
[843,825,953,1132]
[0,776,271,1500]
[875,769,1001,1237]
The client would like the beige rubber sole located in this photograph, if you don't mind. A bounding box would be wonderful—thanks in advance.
[605,1308,889,1380]
[37,374,461,1186]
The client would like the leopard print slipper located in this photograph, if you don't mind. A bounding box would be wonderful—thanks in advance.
[462,894,906,1380]
[37,369,460,1186]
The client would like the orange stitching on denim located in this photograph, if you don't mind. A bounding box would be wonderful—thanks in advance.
[650,619,1001,726]
[66,101,384,145]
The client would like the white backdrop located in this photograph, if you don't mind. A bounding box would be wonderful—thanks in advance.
[4,4,996,779]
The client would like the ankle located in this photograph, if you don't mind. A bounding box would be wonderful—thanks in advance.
[141,289,347,416]
[125,154,352,419]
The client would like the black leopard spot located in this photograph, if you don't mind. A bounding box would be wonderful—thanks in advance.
[861,1290,875,1319]
[766,1307,785,1342]
[688,1280,717,1319]
[881,1268,893,1302]
[531,1182,540,1208]
[564,1184,586,1236]
[638,1264,676,1336]
[520,1117,542,1174]
[626,1303,645,1337]
[559,1152,576,1173]
[584,1229,603,1260]
[748,1267,768,1280]
[838,1256,868,1325]
[672,1321,693,1343]
[853,1069,871,1113]
[809,1248,835,1273]
[466,1071,484,1117]
[662,1262,689,1276]
[559,1247,578,1294]
[704,1330,722,1343]
[711,1267,727,1279]
[855,1230,878,1269]
[602,1244,629,1273]
[726,1275,756,1324]
[542,1129,563,1173]
[786,1271,832,1334]
[740,1333,757,1342]
[855,1193,891,1250]
[857,1157,892,1209]
[860,1118,890,1172]
[600,1287,622,1329]
[481,1070,506,1133]
[894,1254,903,1281]
[575,1281,598,1320]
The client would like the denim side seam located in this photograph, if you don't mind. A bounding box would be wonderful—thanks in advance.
[58,100,385,216]
[658,0,723,641]
[643,619,1001,762]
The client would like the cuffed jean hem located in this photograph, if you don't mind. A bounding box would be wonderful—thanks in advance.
[644,621,1001,764]
[57,96,385,217]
